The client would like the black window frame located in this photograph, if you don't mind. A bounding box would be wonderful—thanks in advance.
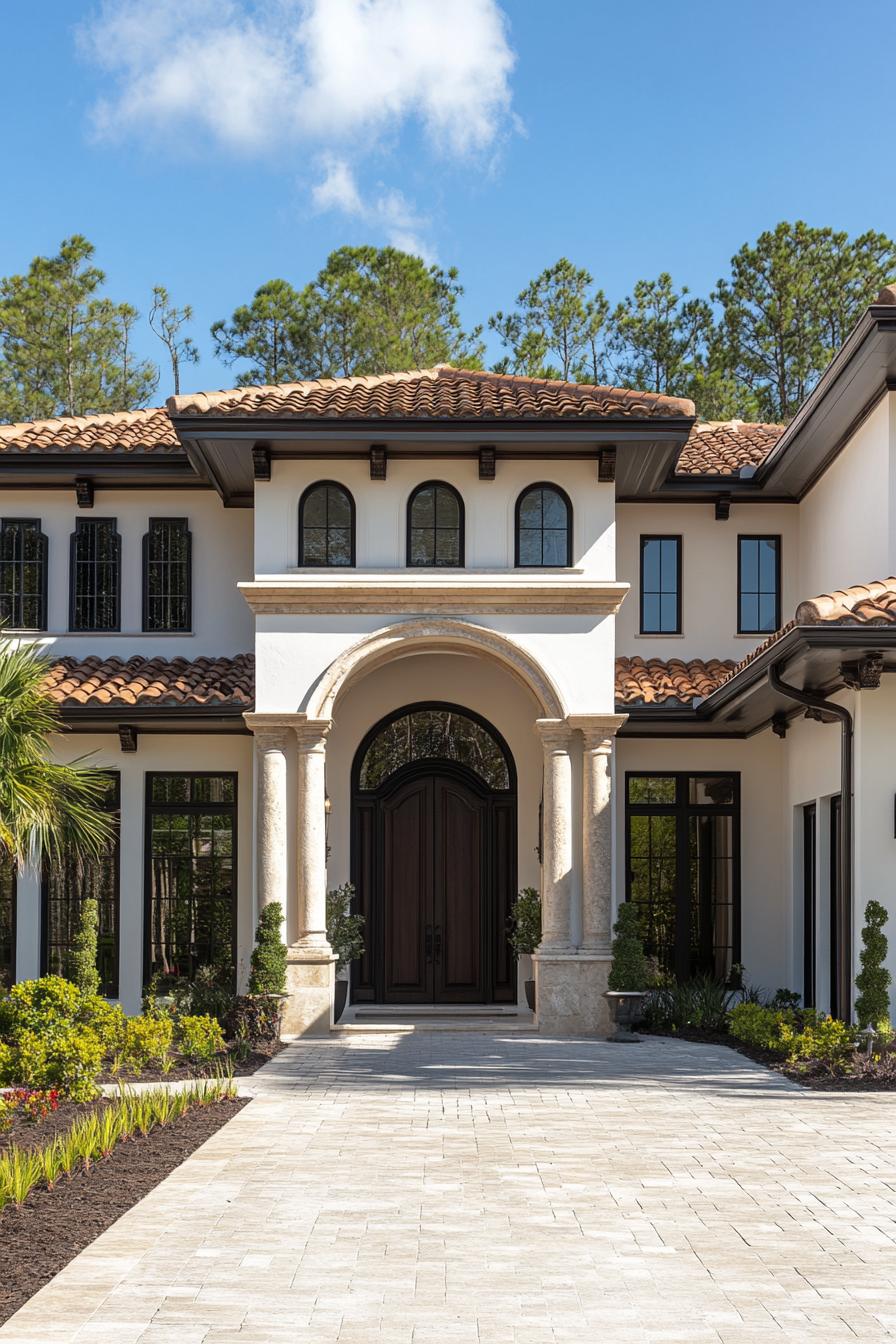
[143,771,238,990]
[41,773,120,998]
[737,534,781,635]
[639,535,682,634]
[0,853,15,989]
[143,517,193,633]
[298,481,356,568]
[69,517,122,633]
[802,801,816,1008]
[514,482,573,568]
[0,517,48,632]
[406,481,465,568]
[830,794,842,1020]
[624,770,741,982]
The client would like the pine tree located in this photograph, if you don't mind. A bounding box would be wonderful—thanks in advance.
[248,901,287,995]
[67,897,100,996]
[855,899,892,1029]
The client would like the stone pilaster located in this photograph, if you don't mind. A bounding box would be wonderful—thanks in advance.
[285,719,336,1036]
[534,719,574,952]
[252,728,289,917]
[571,714,627,953]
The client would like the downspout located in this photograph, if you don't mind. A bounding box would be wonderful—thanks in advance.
[767,661,853,1021]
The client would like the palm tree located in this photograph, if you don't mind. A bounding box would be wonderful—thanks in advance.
[0,639,113,865]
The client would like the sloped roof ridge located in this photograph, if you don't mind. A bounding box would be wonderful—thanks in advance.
[0,404,178,454]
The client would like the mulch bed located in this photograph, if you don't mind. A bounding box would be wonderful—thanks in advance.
[98,1038,284,1084]
[0,1097,248,1326]
[642,1025,896,1090]
[0,1097,111,1155]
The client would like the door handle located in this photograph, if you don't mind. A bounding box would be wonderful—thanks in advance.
[425,925,433,963]
[433,925,442,964]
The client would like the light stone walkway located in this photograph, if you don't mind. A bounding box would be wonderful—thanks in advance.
[3,1031,896,1344]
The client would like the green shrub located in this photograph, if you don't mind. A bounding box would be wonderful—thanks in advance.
[177,1014,225,1064]
[0,976,81,1037]
[326,884,365,972]
[855,899,892,1030]
[80,995,126,1051]
[172,964,235,1027]
[787,1016,858,1074]
[507,888,541,957]
[225,994,281,1047]
[5,1026,103,1102]
[644,975,733,1032]
[66,898,100,997]
[0,1041,12,1085]
[607,903,647,992]
[122,1015,174,1071]
[248,902,287,995]
[728,1002,790,1054]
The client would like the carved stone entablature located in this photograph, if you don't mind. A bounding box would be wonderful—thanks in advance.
[840,654,884,690]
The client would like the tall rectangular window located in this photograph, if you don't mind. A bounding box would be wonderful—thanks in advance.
[0,518,48,630]
[143,518,191,632]
[70,518,121,631]
[146,773,237,988]
[738,535,780,634]
[830,795,842,1019]
[640,536,681,634]
[626,772,739,982]
[0,855,15,989]
[802,802,816,1007]
[42,775,120,997]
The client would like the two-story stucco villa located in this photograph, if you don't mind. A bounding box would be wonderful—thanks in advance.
[4,288,896,1034]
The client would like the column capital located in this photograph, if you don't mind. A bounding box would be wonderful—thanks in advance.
[567,713,628,747]
[293,718,332,751]
[244,711,305,735]
[534,718,573,749]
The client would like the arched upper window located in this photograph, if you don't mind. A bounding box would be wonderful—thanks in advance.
[515,484,572,567]
[407,482,463,567]
[299,482,355,567]
[356,704,513,792]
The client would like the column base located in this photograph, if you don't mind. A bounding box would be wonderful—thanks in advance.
[282,947,337,1037]
[533,952,612,1036]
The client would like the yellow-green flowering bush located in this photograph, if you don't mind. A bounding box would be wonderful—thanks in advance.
[122,1015,174,1071]
[787,1016,857,1074]
[177,1014,225,1064]
[728,1002,790,1053]
[3,1026,103,1102]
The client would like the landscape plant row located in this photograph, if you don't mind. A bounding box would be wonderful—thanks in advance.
[0,1075,237,1213]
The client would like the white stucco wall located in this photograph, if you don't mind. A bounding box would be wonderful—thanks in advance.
[853,681,896,1014]
[14,731,254,1015]
[4,488,254,658]
[615,501,800,662]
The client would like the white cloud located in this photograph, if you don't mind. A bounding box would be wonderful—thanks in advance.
[79,0,516,158]
[311,156,433,260]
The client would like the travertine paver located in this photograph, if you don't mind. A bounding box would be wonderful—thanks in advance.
[3,1031,896,1343]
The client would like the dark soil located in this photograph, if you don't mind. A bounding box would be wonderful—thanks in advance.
[0,1097,112,1155]
[97,1038,283,1084]
[0,1097,247,1325]
[641,1025,896,1090]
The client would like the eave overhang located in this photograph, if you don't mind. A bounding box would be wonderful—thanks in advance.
[57,704,249,734]
[0,451,200,491]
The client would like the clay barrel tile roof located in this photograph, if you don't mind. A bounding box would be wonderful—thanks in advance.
[41,655,255,710]
[0,407,180,454]
[168,366,696,422]
[675,419,784,476]
[615,655,736,706]
[795,577,896,625]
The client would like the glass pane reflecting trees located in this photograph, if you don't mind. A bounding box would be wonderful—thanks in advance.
[408,483,462,566]
[300,483,354,566]
[516,486,570,566]
[359,709,510,790]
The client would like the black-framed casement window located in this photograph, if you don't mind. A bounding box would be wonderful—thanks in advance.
[143,518,192,632]
[70,518,121,632]
[42,774,120,997]
[626,773,740,981]
[738,535,780,634]
[515,484,572,567]
[0,854,15,989]
[640,536,681,634]
[299,482,355,566]
[830,794,842,1019]
[145,773,237,988]
[0,518,48,631]
[802,802,817,1007]
[407,482,464,567]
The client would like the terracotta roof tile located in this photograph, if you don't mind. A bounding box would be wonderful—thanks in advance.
[168,366,696,422]
[615,655,736,706]
[42,655,254,710]
[795,577,896,625]
[0,407,180,455]
[675,419,784,476]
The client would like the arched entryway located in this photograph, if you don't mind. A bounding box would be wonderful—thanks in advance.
[350,703,517,1006]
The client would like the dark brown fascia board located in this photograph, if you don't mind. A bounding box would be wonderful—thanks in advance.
[59,704,250,732]
[0,452,200,487]
[168,415,695,443]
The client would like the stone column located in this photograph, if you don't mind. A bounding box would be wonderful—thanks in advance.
[284,719,336,1036]
[254,728,289,916]
[575,715,627,953]
[535,719,574,952]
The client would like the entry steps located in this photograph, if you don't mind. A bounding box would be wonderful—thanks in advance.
[335,1003,536,1032]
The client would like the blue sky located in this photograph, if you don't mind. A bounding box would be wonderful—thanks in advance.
[2,0,895,396]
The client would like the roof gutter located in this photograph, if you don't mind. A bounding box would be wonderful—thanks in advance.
[767,661,853,1020]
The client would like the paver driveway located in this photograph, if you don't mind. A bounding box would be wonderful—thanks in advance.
[3,1030,896,1344]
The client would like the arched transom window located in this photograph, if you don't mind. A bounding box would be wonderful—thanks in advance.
[299,482,354,567]
[407,482,463,567]
[358,707,511,791]
[515,484,572,567]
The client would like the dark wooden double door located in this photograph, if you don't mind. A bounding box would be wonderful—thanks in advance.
[352,765,516,1005]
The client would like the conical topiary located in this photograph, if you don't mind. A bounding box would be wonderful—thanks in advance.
[249,901,288,995]
[607,902,647,992]
[67,897,99,996]
[855,899,891,1029]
